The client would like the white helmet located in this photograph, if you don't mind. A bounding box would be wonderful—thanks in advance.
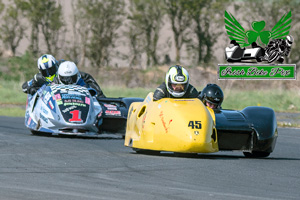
[58,61,80,85]
[285,35,294,47]
[37,54,58,81]
[165,65,189,97]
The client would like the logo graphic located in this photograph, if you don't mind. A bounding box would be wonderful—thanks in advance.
[219,10,296,80]
[224,10,293,64]
[225,11,291,47]
[41,55,50,63]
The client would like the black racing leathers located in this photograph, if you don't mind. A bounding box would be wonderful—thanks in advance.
[79,71,106,98]
[22,73,49,95]
[153,82,199,101]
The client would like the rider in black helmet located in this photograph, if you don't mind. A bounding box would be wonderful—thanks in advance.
[199,84,224,110]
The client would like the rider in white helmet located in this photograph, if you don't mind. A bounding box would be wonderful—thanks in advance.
[53,61,106,98]
[57,61,84,85]
[153,65,198,101]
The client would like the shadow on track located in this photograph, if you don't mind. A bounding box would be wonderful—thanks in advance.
[129,151,300,161]
[30,130,123,140]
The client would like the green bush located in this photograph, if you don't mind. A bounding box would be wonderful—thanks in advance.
[0,51,36,82]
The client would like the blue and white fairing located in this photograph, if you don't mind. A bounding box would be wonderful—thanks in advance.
[25,84,102,136]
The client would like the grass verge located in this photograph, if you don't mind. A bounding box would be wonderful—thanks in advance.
[1,81,299,128]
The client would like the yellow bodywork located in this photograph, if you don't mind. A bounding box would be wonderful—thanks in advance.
[124,93,219,153]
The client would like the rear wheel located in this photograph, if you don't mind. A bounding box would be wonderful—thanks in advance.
[243,151,270,158]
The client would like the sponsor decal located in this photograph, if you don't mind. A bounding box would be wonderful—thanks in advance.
[40,106,48,115]
[104,104,117,110]
[55,93,61,100]
[63,102,86,107]
[48,101,54,109]
[85,97,90,105]
[63,99,84,104]
[51,92,55,101]
[61,94,82,100]
[94,101,100,107]
[62,105,77,113]
[97,111,103,118]
[27,117,32,126]
[105,110,121,116]
[40,113,48,123]
[146,96,151,103]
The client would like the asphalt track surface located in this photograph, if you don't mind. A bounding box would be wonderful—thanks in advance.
[0,116,299,200]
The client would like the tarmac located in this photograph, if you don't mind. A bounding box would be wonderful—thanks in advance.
[276,112,300,127]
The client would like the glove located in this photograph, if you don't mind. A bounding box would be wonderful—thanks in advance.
[22,81,29,93]
[29,87,37,95]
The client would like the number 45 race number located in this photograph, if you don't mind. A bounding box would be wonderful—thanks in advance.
[188,121,202,129]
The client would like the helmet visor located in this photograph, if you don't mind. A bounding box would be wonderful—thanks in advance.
[40,67,57,77]
[171,84,185,92]
[205,98,220,109]
[59,74,78,85]
[206,101,218,109]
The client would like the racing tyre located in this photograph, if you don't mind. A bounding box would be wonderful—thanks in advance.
[267,51,279,63]
[133,148,160,155]
[243,151,270,158]
[31,130,52,137]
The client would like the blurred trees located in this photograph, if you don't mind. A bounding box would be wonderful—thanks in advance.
[164,0,191,63]
[127,0,165,67]
[18,0,65,56]
[0,0,25,56]
[0,0,298,69]
[186,0,228,66]
[0,0,4,12]
[73,0,125,68]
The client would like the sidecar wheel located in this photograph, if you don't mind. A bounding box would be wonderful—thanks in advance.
[243,151,270,158]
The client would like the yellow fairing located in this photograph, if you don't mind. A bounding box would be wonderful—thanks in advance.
[124,93,218,153]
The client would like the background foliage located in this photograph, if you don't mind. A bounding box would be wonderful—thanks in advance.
[0,0,299,117]
[0,0,297,70]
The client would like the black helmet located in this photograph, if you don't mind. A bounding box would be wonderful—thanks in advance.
[199,84,224,109]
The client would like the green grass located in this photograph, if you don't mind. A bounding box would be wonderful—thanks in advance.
[0,81,27,104]
[1,80,299,117]
[222,89,300,112]
[102,87,154,98]
[0,106,25,117]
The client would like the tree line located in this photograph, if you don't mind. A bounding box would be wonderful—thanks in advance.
[0,0,299,70]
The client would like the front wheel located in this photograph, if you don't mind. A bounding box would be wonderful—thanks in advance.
[133,148,160,155]
[243,151,270,158]
[267,51,279,63]
[31,130,52,137]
